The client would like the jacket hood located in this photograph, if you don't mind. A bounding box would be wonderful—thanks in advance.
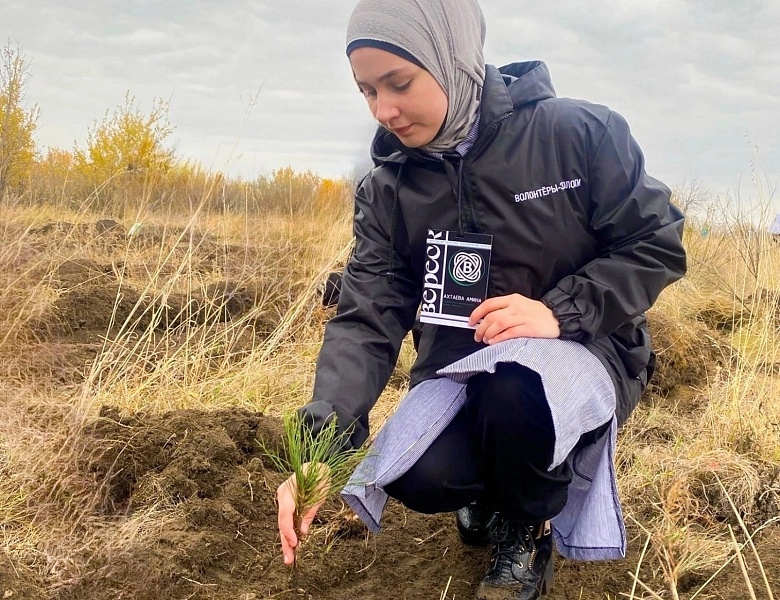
[370,60,557,165]
[498,60,556,109]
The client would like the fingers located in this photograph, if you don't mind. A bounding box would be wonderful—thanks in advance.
[468,296,509,327]
[479,316,528,344]
[470,294,559,342]
[472,300,521,343]
[483,325,527,345]
[471,297,514,343]
[277,479,298,566]
[299,499,325,536]
[276,465,331,566]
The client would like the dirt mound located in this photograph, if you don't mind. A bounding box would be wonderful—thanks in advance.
[63,406,778,600]
[8,220,301,387]
[85,407,284,512]
[47,259,118,288]
[70,407,491,600]
[46,278,270,341]
[39,275,267,344]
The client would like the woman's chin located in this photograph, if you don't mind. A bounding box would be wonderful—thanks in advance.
[396,132,434,149]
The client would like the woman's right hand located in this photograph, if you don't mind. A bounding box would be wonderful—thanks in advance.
[277,463,328,566]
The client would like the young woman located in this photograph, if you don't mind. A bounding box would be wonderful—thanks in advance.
[277,0,686,598]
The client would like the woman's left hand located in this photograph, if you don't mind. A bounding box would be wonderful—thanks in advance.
[469,294,560,344]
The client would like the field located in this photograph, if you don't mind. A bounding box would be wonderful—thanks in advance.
[1,176,779,600]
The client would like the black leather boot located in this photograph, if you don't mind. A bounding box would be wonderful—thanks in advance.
[456,500,499,546]
[475,519,553,600]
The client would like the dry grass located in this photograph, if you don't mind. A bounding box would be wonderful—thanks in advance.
[1,177,779,597]
[618,196,780,598]
[0,177,356,590]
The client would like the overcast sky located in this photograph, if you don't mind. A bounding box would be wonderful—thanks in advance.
[5,0,780,211]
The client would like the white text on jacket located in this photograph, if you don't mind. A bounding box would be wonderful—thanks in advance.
[514,179,582,203]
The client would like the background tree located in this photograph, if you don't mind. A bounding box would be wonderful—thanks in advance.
[0,43,39,199]
[75,93,175,208]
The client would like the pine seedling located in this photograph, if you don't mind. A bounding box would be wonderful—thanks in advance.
[263,411,368,561]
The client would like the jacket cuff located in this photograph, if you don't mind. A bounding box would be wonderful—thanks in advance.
[297,401,368,451]
[541,287,589,343]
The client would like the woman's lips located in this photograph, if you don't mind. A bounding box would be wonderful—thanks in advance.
[393,124,413,136]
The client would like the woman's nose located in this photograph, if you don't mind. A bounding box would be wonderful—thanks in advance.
[373,92,400,124]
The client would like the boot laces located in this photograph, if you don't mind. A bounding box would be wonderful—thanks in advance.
[489,521,535,575]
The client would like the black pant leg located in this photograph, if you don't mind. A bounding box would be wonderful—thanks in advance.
[464,362,570,524]
[383,398,484,514]
[384,363,611,524]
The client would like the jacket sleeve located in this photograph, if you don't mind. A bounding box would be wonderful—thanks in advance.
[298,171,420,449]
[541,110,687,342]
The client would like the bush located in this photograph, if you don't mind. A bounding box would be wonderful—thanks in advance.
[74,93,175,210]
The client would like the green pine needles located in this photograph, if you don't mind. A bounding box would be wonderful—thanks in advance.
[264,411,369,542]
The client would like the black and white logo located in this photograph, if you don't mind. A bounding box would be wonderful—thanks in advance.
[449,251,484,286]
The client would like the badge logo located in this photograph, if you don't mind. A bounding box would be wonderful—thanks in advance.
[449,251,484,286]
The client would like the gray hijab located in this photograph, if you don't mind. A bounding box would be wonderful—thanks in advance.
[346,0,486,154]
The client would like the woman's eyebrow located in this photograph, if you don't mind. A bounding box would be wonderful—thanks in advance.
[354,68,408,87]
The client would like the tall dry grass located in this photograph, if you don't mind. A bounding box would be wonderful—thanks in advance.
[0,173,778,597]
[618,184,780,598]
[0,172,364,592]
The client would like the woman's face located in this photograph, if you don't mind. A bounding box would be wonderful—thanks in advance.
[349,47,448,148]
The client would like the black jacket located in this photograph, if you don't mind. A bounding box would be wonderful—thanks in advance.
[302,61,686,448]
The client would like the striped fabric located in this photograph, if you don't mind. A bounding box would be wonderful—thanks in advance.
[341,337,627,561]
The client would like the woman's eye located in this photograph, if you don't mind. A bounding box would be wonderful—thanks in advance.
[393,81,411,92]
[360,87,377,98]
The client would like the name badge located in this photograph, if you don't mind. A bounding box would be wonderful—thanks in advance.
[420,230,493,329]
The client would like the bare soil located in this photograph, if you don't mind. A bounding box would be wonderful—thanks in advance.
[3,404,776,600]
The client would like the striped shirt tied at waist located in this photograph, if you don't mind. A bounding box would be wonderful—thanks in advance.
[341,337,627,561]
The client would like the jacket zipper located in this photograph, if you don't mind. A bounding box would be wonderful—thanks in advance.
[468,112,513,159]
[460,113,514,234]
[460,173,481,234]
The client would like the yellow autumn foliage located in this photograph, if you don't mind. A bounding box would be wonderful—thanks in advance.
[73,92,174,209]
[0,44,39,197]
